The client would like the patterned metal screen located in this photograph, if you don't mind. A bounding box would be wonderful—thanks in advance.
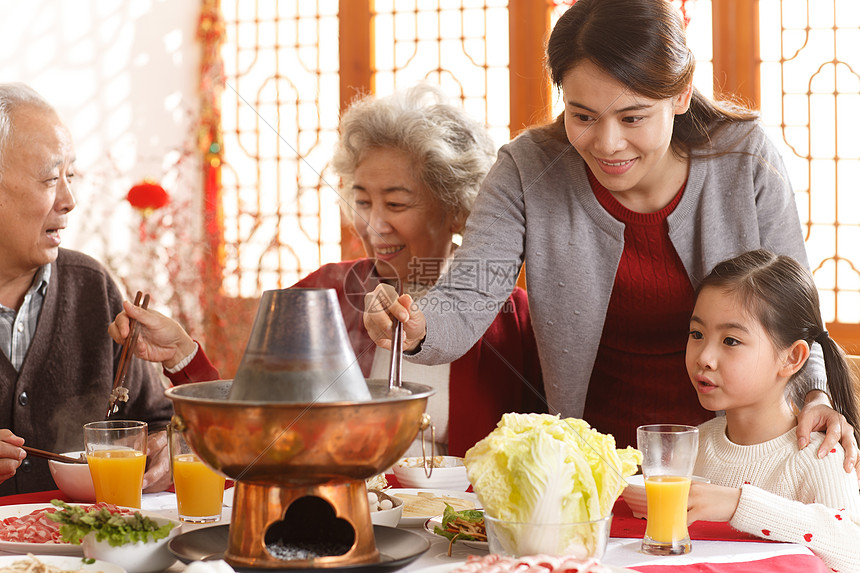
[215,1,859,336]
[219,1,342,297]
[759,0,860,324]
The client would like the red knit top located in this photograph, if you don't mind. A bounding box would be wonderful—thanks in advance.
[582,169,713,449]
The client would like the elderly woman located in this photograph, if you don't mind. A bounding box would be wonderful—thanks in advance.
[110,84,544,457]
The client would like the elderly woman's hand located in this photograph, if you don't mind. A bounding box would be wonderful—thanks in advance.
[108,300,197,370]
[363,283,427,352]
[796,391,859,475]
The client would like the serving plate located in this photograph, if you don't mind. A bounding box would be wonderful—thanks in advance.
[387,488,480,527]
[0,503,83,555]
[0,554,126,573]
[0,502,177,557]
[169,524,430,573]
[424,513,487,552]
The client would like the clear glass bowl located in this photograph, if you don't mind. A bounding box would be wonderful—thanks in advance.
[484,514,612,559]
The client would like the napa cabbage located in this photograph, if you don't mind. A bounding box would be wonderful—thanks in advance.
[464,413,642,556]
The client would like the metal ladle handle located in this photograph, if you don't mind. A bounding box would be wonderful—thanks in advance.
[388,320,403,390]
[419,413,435,478]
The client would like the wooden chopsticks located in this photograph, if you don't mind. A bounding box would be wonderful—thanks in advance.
[22,446,87,464]
[106,291,150,418]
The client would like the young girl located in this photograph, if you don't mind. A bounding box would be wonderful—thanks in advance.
[686,249,860,572]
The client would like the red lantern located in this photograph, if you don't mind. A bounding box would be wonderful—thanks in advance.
[127,179,169,214]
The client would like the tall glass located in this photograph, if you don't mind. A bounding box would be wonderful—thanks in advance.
[84,420,147,508]
[169,424,225,523]
[637,424,698,556]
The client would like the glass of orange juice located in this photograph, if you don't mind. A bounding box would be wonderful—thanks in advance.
[169,424,225,523]
[637,424,699,556]
[83,420,148,508]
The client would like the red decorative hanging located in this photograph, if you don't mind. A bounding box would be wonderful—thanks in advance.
[127,179,169,242]
[127,179,170,214]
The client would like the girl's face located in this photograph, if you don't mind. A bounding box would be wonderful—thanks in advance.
[685,286,790,415]
[351,147,458,284]
[561,60,692,212]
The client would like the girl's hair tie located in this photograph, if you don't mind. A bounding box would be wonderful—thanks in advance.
[815,330,829,344]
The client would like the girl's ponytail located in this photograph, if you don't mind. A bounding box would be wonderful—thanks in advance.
[816,333,860,445]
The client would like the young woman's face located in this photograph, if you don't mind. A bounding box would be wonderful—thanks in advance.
[561,60,692,210]
[350,147,458,284]
[685,286,789,415]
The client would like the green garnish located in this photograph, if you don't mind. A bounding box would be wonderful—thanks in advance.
[46,500,175,547]
[433,503,485,541]
[82,558,96,564]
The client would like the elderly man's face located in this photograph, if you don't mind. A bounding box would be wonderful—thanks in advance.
[0,105,76,278]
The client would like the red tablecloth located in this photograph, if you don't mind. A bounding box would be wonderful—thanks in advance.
[628,554,830,573]
[0,489,68,506]
[1,488,829,573]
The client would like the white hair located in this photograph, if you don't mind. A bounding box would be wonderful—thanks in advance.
[0,83,55,183]
[332,83,496,231]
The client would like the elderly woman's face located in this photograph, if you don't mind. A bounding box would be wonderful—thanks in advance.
[351,147,457,284]
[0,106,76,278]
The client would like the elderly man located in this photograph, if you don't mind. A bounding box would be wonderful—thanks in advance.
[0,83,173,496]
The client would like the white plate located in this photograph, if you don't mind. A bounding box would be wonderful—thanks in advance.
[410,562,639,573]
[0,503,175,557]
[424,513,488,552]
[0,503,82,555]
[0,554,126,572]
[387,488,480,527]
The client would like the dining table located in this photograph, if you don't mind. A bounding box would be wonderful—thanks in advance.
[0,487,829,573]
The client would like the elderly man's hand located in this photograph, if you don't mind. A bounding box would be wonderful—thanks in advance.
[0,430,24,484]
[108,299,197,370]
[142,431,171,493]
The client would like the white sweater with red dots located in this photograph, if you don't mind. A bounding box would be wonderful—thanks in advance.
[694,416,860,572]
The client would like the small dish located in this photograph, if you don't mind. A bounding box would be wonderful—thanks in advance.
[424,512,488,552]
[48,451,96,502]
[387,488,480,527]
[81,514,180,573]
[369,490,404,527]
[393,456,470,491]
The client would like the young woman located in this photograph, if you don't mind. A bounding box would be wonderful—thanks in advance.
[686,250,860,572]
[363,0,858,463]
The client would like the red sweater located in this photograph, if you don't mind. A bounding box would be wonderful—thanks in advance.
[169,259,545,456]
[582,171,712,449]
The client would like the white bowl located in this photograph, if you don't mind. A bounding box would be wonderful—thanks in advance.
[368,490,403,527]
[48,451,96,502]
[392,456,470,491]
[81,515,180,573]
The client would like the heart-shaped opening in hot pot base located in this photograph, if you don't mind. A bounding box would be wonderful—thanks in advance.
[264,495,356,559]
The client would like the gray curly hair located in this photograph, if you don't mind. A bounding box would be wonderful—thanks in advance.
[332,83,496,232]
[0,83,54,184]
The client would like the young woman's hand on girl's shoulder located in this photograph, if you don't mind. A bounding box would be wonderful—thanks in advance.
[795,395,860,475]
[686,482,741,524]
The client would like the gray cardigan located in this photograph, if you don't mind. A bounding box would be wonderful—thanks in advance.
[410,121,825,417]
